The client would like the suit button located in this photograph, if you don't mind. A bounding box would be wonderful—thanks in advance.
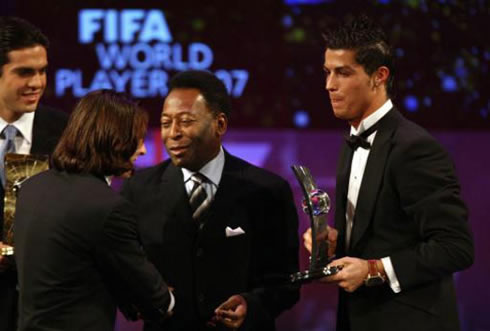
[196,248,203,257]
[198,293,205,302]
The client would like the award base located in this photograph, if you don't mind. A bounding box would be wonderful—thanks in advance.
[1,246,14,256]
[290,265,343,284]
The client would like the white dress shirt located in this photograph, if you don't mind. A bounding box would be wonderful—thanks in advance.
[0,112,35,154]
[346,99,401,293]
[181,146,225,199]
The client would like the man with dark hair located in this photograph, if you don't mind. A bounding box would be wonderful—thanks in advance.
[14,89,173,331]
[0,16,67,331]
[121,70,300,330]
[303,16,473,331]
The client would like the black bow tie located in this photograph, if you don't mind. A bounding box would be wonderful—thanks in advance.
[345,134,370,150]
[345,124,379,151]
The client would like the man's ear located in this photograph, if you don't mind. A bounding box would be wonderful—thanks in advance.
[373,66,390,87]
[216,113,228,137]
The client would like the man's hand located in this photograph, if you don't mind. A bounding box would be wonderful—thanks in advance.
[213,294,247,329]
[0,242,14,272]
[303,226,338,258]
[322,257,369,292]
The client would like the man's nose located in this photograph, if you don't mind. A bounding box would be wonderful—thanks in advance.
[325,74,337,92]
[139,143,147,156]
[169,122,182,139]
[27,73,45,89]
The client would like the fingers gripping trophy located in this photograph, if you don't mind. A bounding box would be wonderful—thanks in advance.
[290,165,342,283]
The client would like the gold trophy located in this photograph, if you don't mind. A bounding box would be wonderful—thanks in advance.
[1,153,49,256]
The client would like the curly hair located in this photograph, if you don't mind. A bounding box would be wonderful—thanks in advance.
[168,70,232,118]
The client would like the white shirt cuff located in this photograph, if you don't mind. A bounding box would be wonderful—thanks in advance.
[381,257,401,293]
[167,291,175,313]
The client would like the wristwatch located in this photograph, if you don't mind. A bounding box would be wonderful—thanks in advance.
[364,259,386,287]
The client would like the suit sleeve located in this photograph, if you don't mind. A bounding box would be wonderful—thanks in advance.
[389,136,474,289]
[94,198,171,321]
[241,179,300,328]
[120,178,133,201]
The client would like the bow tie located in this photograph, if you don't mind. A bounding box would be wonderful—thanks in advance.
[345,134,371,150]
[345,124,379,151]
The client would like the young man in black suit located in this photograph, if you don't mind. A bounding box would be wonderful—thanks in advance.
[121,70,300,330]
[0,16,67,331]
[14,90,173,331]
[304,15,474,331]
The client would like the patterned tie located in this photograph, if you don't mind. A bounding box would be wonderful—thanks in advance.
[189,173,210,220]
[0,125,18,187]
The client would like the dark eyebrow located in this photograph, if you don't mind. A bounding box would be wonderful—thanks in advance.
[161,111,195,118]
[13,65,48,73]
[324,65,355,73]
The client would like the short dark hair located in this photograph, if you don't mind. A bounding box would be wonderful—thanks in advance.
[168,70,232,118]
[52,89,148,177]
[324,15,395,96]
[0,17,49,73]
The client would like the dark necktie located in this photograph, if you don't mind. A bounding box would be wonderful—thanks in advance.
[189,173,210,220]
[345,123,379,151]
[0,125,18,187]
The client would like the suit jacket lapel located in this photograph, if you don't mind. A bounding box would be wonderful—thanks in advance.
[201,151,241,230]
[335,142,351,255]
[31,107,55,155]
[350,109,398,251]
[31,110,49,154]
[159,162,197,234]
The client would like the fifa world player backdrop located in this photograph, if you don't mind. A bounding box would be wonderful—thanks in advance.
[14,0,489,129]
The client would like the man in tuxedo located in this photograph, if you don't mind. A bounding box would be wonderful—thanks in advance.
[0,17,67,331]
[304,16,474,331]
[121,70,300,330]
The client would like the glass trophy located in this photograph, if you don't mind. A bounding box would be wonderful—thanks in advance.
[290,165,342,283]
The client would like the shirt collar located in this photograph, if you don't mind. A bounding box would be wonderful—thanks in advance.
[350,99,393,136]
[0,112,35,143]
[181,146,225,187]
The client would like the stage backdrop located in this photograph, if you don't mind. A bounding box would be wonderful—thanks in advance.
[2,0,488,130]
[1,0,488,330]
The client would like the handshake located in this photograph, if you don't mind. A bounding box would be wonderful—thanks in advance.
[0,242,14,272]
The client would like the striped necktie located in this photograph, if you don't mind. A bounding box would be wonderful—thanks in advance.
[189,173,210,220]
[0,125,18,187]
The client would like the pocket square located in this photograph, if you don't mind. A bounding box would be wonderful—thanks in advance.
[225,226,246,237]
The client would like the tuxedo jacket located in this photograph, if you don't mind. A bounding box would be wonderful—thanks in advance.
[334,108,474,331]
[0,105,68,331]
[14,169,172,331]
[121,151,300,331]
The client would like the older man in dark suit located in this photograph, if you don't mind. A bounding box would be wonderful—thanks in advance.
[0,17,67,331]
[121,70,300,330]
[304,15,474,331]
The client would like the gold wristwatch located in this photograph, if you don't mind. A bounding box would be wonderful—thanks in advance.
[364,259,386,287]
